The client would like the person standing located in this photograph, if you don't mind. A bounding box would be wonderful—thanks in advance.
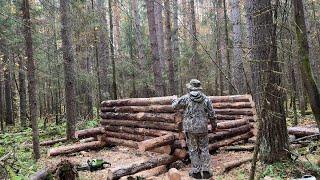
[172,79,216,179]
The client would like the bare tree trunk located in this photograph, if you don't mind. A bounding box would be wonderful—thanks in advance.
[223,0,233,94]
[22,0,40,160]
[217,0,224,95]
[60,0,77,139]
[230,0,246,94]
[172,0,180,93]
[293,0,320,130]
[189,0,199,79]
[145,0,166,96]
[113,0,121,52]
[3,52,14,125]
[164,0,176,95]
[18,55,27,128]
[246,0,289,163]
[0,57,4,132]
[108,0,118,99]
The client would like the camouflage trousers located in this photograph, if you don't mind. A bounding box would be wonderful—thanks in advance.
[185,132,211,174]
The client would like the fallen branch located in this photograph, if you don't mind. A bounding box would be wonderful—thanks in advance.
[222,157,252,172]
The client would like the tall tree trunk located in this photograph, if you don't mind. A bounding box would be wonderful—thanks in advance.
[131,0,148,97]
[246,0,289,163]
[22,0,41,160]
[223,0,233,94]
[3,52,14,125]
[113,0,121,52]
[230,0,246,94]
[154,0,166,82]
[60,0,77,140]
[172,0,180,94]
[164,0,176,95]
[0,57,4,132]
[217,0,224,95]
[189,0,199,79]
[18,56,27,128]
[108,0,118,99]
[293,0,320,130]
[145,0,165,96]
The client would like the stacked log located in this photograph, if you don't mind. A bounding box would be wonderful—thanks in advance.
[288,126,319,138]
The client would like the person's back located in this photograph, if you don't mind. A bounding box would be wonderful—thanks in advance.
[172,79,216,179]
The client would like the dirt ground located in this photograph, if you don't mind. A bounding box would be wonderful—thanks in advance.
[38,145,253,180]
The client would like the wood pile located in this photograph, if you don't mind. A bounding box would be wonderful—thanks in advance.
[46,95,256,179]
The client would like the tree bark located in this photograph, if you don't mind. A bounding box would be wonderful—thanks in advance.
[293,0,320,130]
[3,50,13,125]
[0,55,3,132]
[189,0,199,79]
[108,0,118,99]
[60,0,77,139]
[245,0,290,163]
[18,56,27,128]
[22,0,40,160]
[223,0,233,94]
[230,0,246,94]
[165,0,176,95]
[145,0,166,96]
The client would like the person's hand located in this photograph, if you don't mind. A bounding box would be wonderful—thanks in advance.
[211,121,217,131]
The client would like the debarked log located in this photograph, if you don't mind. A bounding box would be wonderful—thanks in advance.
[101,105,175,113]
[106,154,177,179]
[138,134,175,152]
[217,118,249,129]
[104,126,179,138]
[209,131,253,151]
[101,119,180,131]
[212,102,253,109]
[214,108,254,116]
[209,124,252,142]
[209,95,251,103]
[104,131,152,141]
[75,127,105,139]
[100,112,178,123]
[48,141,106,157]
[101,96,175,107]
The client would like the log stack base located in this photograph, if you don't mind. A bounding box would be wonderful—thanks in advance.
[46,95,256,179]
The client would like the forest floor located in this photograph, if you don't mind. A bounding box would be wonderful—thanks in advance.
[1,114,320,179]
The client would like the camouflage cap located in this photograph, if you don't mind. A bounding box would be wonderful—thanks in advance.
[186,79,203,91]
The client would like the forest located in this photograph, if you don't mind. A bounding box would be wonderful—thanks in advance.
[0,0,320,179]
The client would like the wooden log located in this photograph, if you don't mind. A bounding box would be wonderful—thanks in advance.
[216,115,255,122]
[104,126,177,137]
[75,127,105,139]
[209,131,253,151]
[105,131,152,141]
[48,141,106,157]
[101,96,175,107]
[152,145,172,154]
[168,168,181,180]
[217,118,249,129]
[222,157,252,172]
[209,95,251,103]
[212,102,253,109]
[223,145,254,151]
[100,112,177,123]
[214,108,254,116]
[106,154,177,179]
[101,105,175,113]
[209,124,252,142]
[138,134,175,152]
[39,138,67,146]
[120,165,167,180]
[288,127,319,137]
[173,149,188,159]
[101,136,138,148]
[101,119,179,131]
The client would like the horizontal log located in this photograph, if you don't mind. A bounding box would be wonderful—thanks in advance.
[217,118,249,129]
[101,136,138,148]
[100,112,177,123]
[173,148,188,159]
[288,127,319,137]
[75,127,105,139]
[209,131,253,151]
[105,131,152,141]
[102,96,175,107]
[106,154,177,179]
[101,119,180,131]
[48,141,106,157]
[138,134,175,152]
[104,126,178,137]
[209,95,251,103]
[209,124,252,142]
[214,108,254,116]
[212,102,253,109]
[216,115,255,122]
[222,157,252,172]
[223,145,254,151]
[39,138,67,146]
[101,105,176,113]
[120,165,167,180]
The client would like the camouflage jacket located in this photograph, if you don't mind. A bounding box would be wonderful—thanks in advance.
[172,91,215,133]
